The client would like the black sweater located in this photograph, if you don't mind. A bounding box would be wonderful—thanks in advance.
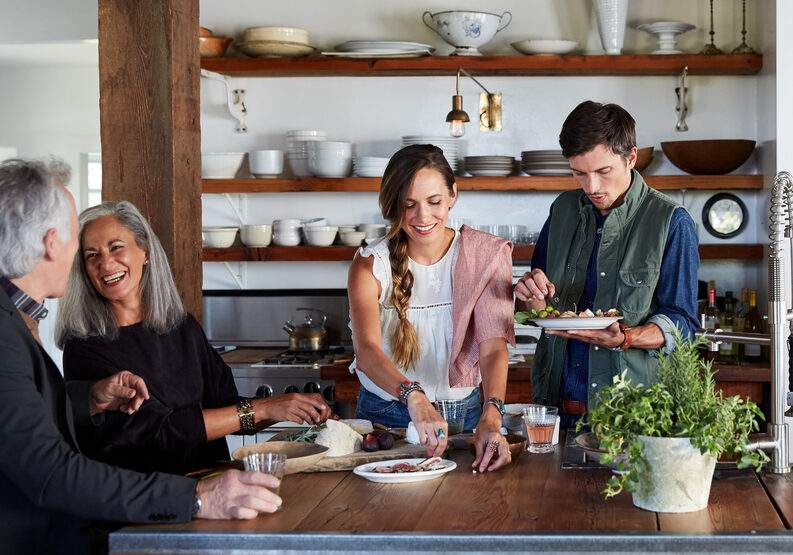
[63,314,239,475]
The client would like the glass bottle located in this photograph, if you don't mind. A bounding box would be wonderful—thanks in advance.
[735,288,748,362]
[719,291,738,363]
[702,280,720,362]
[743,289,763,363]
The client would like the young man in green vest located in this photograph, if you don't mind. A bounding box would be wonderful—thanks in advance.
[514,101,699,423]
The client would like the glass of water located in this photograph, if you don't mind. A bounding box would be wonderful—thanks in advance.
[436,399,467,435]
[243,452,286,503]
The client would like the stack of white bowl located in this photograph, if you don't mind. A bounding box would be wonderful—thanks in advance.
[287,130,326,177]
[401,136,462,173]
[272,219,302,246]
[464,155,515,176]
[520,150,572,175]
[353,156,390,177]
[237,26,315,58]
[307,141,353,178]
[357,223,387,245]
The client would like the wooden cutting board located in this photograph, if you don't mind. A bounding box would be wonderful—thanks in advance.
[270,431,428,472]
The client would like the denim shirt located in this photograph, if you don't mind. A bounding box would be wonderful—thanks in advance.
[532,206,699,402]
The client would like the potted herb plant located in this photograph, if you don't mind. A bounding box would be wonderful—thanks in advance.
[580,332,768,513]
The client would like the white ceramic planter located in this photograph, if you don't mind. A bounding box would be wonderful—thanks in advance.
[594,0,629,55]
[632,435,716,513]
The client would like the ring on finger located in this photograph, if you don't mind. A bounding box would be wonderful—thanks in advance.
[437,428,446,439]
[487,441,499,454]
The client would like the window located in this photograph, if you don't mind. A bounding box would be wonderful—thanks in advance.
[80,152,102,209]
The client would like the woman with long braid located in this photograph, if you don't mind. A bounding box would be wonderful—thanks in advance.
[347,144,515,472]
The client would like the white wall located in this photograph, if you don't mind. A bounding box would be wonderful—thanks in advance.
[200,0,768,292]
[0,0,97,42]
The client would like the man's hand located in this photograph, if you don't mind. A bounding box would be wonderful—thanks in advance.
[196,469,281,519]
[90,370,150,415]
[255,393,332,425]
[546,322,625,349]
[514,269,556,307]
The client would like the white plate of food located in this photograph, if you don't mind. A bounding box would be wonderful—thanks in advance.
[353,457,456,483]
[515,308,622,330]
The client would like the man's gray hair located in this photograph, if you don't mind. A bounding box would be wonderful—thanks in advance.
[57,201,185,345]
[0,158,73,278]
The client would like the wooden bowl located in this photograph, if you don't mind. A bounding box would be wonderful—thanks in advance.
[199,26,214,38]
[199,36,233,58]
[634,146,654,173]
[661,139,755,175]
[231,441,329,475]
[467,433,527,462]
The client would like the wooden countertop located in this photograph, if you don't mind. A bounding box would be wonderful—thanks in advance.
[109,433,793,553]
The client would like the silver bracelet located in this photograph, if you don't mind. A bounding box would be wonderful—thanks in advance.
[398,381,425,404]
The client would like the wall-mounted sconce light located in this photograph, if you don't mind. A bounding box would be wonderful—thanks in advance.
[445,68,502,137]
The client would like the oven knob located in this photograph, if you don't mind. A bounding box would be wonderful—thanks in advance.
[323,385,335,403]
[284,385,301,394]
[255,385,273,399]
[303,382,321,394]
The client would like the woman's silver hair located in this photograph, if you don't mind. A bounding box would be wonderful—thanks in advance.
[57,200,185,345]
[0,158,73,278]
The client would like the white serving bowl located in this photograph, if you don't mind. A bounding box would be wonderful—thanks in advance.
[240,224,272,247]
[304,226,338,246]
[511,39,578,55]
[422,10,511,56]
[249,150,283,178]
[242,26,309,44]
[308,151,352,178]
[201,152,246,179]
[202,227,239,248]
[339,231,366,246]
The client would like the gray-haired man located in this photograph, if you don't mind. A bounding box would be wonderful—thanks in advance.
[0,159,280,554]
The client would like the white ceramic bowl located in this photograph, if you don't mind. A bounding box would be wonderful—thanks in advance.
[201,152,246,179]
[337,225,358,233]
[339,230,366,246]
[307,150,352,178]
[272,228,301,246]
[242,26,309,44]
[202,227,238,248]
[301,218,327,227]
[240,224,272,247]
[357,223,387,239]
[423,10,511,56]
[273,218,301,228]
[249,150,283,178]
[304,226,338,246]
[511,39,578,55]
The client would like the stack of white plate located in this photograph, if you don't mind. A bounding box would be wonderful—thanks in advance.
[287,130,326,177]
[464,156,515,177]
[323,40,434,58]
[237,26,316,58]
[520,150,572,176]
[354,156,390,177]
[401,136,463,173]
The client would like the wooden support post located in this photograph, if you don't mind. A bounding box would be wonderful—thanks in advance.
[98,0,202,319]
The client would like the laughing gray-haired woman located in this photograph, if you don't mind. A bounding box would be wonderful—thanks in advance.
[57,200,331,475]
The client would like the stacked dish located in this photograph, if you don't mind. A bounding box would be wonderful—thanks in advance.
[323,40,434,58]
[401,136,462,173]
[237,26,316,58]
[307,141,353,178]
[354,156,390,177]
[287,130,326,177]
[464,155,514,177]
[511,39,578,55]
[520,150,571,176]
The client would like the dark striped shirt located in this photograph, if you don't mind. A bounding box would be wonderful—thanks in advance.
[0,275,49,321]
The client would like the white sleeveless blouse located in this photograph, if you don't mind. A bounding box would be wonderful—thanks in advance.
[349,230,476,401]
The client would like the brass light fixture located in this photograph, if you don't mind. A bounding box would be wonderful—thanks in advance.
[445,68,502,137]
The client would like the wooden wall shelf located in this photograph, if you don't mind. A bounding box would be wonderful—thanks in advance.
[201,53,762,77]
[203,244,764,262]
[203,175,764,194]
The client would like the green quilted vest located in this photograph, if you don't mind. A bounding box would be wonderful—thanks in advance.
[531,170,681,407]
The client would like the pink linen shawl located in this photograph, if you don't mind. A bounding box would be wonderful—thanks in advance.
[448,225,516,387]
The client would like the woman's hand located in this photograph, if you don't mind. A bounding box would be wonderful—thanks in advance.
[472,406,511,472]
[406,392,448,457]
[254,393,332,425]
[90,370,150,415]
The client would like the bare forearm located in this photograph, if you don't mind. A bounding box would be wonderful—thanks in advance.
[202,406,243,441]
[477,344,509,428]
[630,323,665,350]
[355,343,410,397]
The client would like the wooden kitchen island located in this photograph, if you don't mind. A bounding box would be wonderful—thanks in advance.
[110,434,793,553]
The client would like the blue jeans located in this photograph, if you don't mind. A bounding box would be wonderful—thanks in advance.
[356,386,482,431]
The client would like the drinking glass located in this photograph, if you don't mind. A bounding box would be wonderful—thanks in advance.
[522,405,558,453]
[243,452,287,501]
[436,399,467,435]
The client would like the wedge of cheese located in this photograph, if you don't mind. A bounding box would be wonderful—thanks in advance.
[314,419,363,457]
[340,419,374,435]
